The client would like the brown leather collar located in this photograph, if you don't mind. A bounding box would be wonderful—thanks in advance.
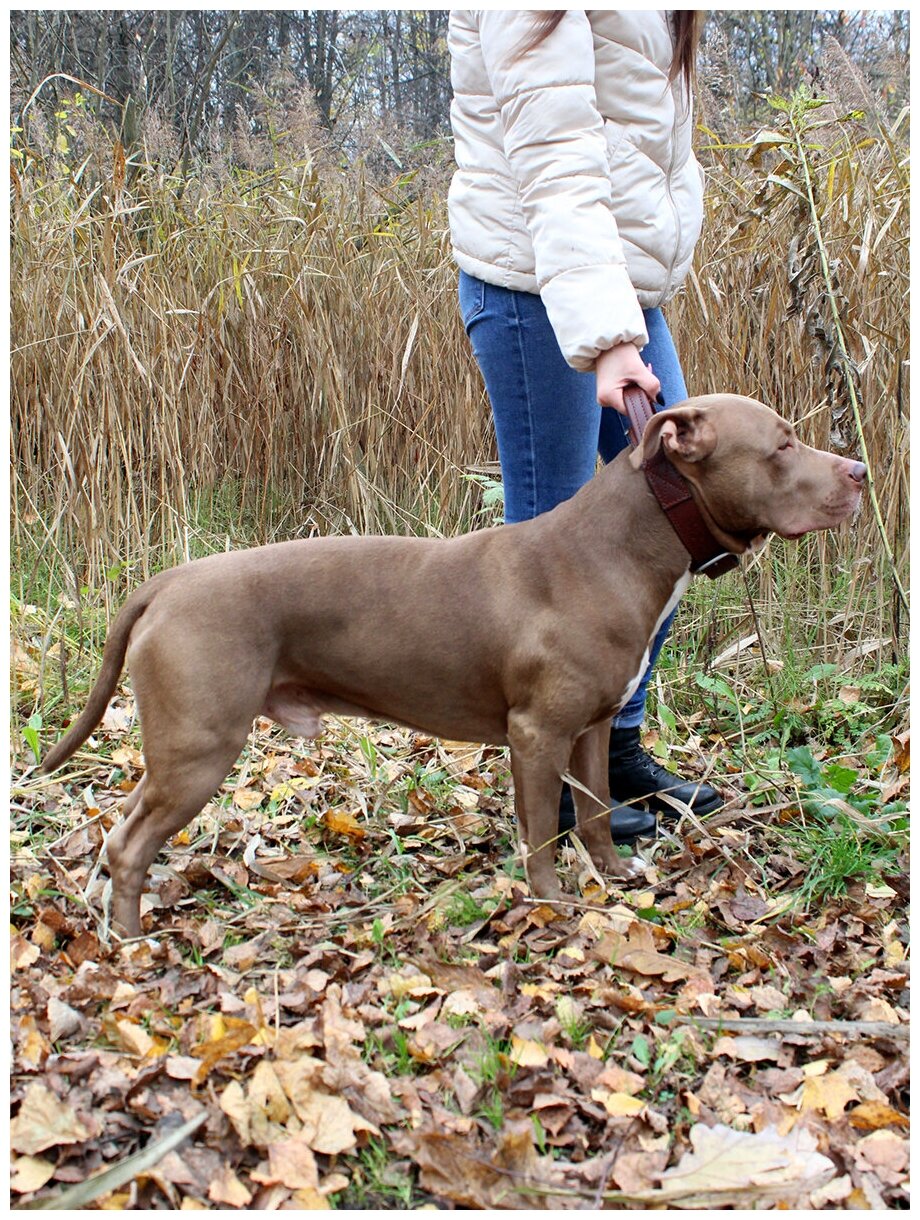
[622,386,740,580]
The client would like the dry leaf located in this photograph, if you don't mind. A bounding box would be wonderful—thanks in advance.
[712,1035,783,1063]
[652,1123,836,1206]
[232,786,265,810]
[252,1132,321,1190]
[47,996,85,1042]
[11,933,41,971]
[848,1101,910,1131]
[321,808,365,839]
[853,1130,908,1183]
[10,1155,56,1194]
[593,1089,645,1117]
[411,1120,558,1209]
[799,1070,860,1119]
[10,1083,91,1155]
[510,1034,549,1067]
[273,1059,361,1154]
[208,1167,253,1207]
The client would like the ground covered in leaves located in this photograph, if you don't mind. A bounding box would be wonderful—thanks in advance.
[10,700,910,1210]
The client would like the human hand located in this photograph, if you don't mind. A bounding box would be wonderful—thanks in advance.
[595,343,661,414]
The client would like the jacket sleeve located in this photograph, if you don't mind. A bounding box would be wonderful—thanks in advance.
[477,9,648,368]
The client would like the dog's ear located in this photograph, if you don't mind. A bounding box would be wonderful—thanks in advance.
[630,406,717,468]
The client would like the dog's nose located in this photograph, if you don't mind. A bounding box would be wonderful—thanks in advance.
[849,461,867,484]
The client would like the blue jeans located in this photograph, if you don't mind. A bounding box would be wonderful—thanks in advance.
[459,271,688,729]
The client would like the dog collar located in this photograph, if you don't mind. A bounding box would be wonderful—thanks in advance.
[622,386,740,581]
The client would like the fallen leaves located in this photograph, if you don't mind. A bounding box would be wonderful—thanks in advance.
[9,717,910,1208]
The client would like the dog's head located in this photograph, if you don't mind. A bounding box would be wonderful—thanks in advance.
[631,395,866,552]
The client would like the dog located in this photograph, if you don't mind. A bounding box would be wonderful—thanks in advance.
[41,396,866,935]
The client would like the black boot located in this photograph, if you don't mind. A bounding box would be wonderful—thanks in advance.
[608,726,723,818]
[558,783,656,845]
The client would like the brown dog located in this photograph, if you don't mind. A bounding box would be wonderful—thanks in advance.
[41,397,865,935]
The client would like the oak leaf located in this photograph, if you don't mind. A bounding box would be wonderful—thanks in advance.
[652,1123,836,1206]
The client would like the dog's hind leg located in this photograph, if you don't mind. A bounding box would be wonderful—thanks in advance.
[105,723,254,937]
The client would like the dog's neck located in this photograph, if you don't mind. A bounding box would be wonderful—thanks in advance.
[548,454,695,595]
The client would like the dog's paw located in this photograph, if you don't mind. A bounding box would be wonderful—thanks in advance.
[621,854,646,881]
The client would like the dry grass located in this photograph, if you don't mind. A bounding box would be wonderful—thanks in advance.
[10,88,909,742]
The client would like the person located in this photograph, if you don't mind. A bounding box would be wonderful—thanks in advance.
[447,10,722,843]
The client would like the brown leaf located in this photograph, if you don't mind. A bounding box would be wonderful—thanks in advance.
[411,1120,560,1209]
[729,893,769,922]
[593,925,694,982]
[65,929,101,966]
[273,1059,363,1154]
[252,1132,321,1190]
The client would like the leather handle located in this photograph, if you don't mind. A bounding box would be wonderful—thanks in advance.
[622,383,656,448]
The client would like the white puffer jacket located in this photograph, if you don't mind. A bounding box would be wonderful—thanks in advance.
[448,9,704,369]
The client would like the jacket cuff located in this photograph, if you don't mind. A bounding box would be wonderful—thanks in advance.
[540,264,649,370]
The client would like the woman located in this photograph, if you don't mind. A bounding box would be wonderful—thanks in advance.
[448,10,721,840]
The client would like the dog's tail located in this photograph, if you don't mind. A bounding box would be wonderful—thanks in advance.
[40,580,161,773]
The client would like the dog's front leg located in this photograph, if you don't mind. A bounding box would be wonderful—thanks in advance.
[569,723,632,879]
[508,712,569,902]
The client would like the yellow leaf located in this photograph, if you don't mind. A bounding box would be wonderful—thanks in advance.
[386,970,435,1000]
[10,1155,56,1194]
[31,921,57,952]
[509,1035,548,1067]
[848,1101,910,1131]
[593,1089,646,1117]
[18,1015,50,1069]
[322,808,365,839]
[586,1035,605,1060]
[292,1188,331,1209]
[192,1018,258,1080]
[802,1058,830,1077]
[270,776,317,803]
[800,1071,860,1119]
[111,746,144,770]
[25,874,51,900]
[520,982,559,1000]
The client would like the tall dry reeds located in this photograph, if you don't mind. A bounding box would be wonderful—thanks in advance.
[11,85,909,681]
